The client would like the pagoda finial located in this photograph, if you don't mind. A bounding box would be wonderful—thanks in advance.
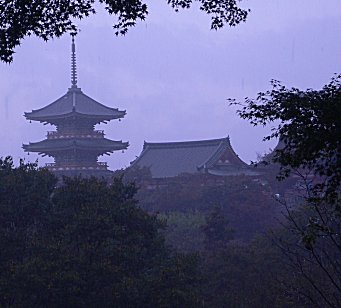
[71,34,77,88]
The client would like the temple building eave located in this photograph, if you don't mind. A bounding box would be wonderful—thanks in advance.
[24,110,125,123]
[23,139,128,153]
[23,146,127,154]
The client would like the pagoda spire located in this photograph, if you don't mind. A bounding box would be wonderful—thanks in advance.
[71,35,77,88]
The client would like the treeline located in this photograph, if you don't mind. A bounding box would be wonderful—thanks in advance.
[1,157,340,307]
[118,167,286,241]
[0,157,201,307]
[117,165,341,307]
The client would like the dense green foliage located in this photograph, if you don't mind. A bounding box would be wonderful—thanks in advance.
[202,206,234,250]
[234,75,341,307]
[0,158,202,307]
[136,174,281,241]
[0,0,248,63]
[3,155,339,307]
[0,157,57,306]
[160,208,310,307]
[160,204,341,307]
[235,74,341,203]
[201,237,297,307]
[160,211,206,253]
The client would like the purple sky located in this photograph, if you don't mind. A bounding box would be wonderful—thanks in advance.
[1,0,340,170]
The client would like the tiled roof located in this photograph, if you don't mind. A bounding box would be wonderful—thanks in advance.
[24,87,125,122]
[131,137,247,178]
[23,138,128,153]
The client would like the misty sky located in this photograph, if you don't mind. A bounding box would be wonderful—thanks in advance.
[1,0,340,170]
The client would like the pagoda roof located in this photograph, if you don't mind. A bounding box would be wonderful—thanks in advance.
[131,137,248,178]
[23,137,128,154]
[24,87,126,123]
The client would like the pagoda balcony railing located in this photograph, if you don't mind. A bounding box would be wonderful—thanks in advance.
[45,162,108,171]
[47,130,104,139]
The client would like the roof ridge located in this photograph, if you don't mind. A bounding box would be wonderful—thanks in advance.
[144,137,229,149]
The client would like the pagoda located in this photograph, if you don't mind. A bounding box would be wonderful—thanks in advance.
[23,36,128,177]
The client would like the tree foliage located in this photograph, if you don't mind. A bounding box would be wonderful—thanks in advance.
[136,174,279,241]
[201,236,299,307]
[0,158,202,306]
[160,211,206,253]
[234,74,341,202]
[233,75,341,306]
[202,206,234,250]
[4,157,335,306]
[274,204,341,307]
[0,0,249,63]
[0,157,57,306]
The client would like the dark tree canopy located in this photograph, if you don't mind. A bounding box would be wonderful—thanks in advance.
[233,75,341,306]
[234,74,341,203]
[0,159,202,306]
[0,0,249,62]
[232,74,341,247]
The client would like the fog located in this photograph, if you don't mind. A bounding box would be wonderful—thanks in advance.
[1,0,340,170]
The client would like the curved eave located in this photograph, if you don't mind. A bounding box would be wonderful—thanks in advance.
[23,140,129,153]
[207,168,261,176]
[24,110,126,123]
[24,87,126,123]
[130,144,151,167]
[142,137,227,150]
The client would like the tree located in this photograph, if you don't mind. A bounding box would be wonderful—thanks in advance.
[160,211,206,253]
[43,176,162,306]
[233,74,341,307]
[0,160,202,306]
[0,0,249,63]
[234,74,341,203]
[0,157,57,306]
[200,235,300,307]
[50,176,202,306]
[201,206,234,250]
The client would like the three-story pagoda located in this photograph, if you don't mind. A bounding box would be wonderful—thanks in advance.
[23,36,128,177]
